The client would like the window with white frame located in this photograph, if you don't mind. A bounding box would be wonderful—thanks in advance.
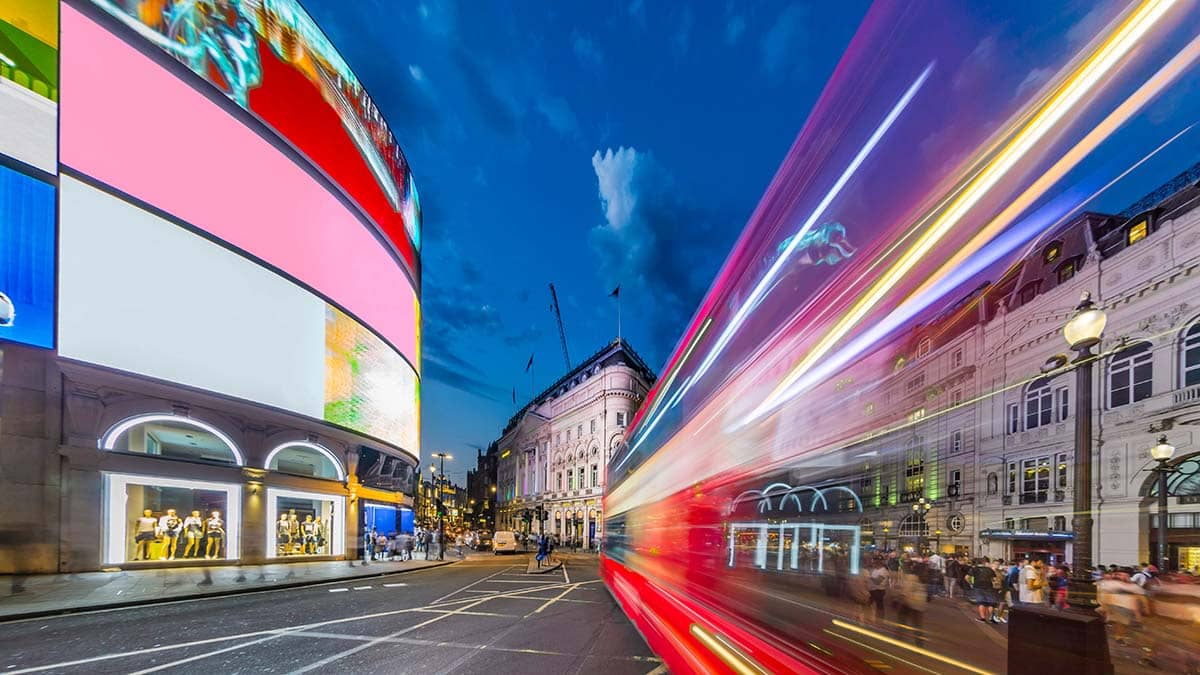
[1008,403,1020,434]
[950,389,963,407]
[557,472,563,491]
[1183,322,1200,387]
[1025,378,1053,430]
[616,411,627,427]
[1056,452,1068,490]
[568,469,576,490]
[1007,461,1017,495]
[951,349,963,369]
[590,419,596,434]
[906,373,925,393]
[951,429,963,454]
[949,469,962,495]
[1020,456,1051,504]
[917,338,931,358]
[1056,387,1070,422]
[1109,342,1153,407]
[578,467,585,489]
[591,464,598,487]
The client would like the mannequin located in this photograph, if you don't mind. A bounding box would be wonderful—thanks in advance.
[287,510,300,554]
[134,509,157,561]
[277,513,291,555]
[302,515,318,554]
[204,510,224,559]
[182,510,204,558]
[158,508,183,560]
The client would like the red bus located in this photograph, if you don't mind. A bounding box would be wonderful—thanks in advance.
[602,1,1200,672]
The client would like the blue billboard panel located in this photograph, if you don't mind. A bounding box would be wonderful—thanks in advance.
[0,163,55,348]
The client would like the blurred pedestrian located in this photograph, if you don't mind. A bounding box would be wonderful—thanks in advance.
[868,557,889,623]
[1020,559,1046,604]
[897,561,929,646]
[969,557,999,622]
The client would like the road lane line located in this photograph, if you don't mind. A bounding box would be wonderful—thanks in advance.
[563,564,570,584]
[4,579,606,674]
[352,586,372,590]
[328,588,349,593]
[287,594,497,674]
[125,633,289,675]
[529,583,581,615]
[432,564,516,603]
[382,583,408,587]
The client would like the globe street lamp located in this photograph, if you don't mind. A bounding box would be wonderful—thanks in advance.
[1150,435,1176,572]
[912,497,933,553]
[1062,291,1106,608]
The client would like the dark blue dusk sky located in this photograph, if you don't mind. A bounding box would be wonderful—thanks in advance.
[303,0,869,482]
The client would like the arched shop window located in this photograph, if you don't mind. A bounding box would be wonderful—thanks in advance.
[265,442,345,481]
[101,414,243,466]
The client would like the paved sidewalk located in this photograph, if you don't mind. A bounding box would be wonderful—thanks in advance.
[0,556,458,621]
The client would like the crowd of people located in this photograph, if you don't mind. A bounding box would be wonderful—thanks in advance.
[838,550,1200,669]
[360,526,489,562]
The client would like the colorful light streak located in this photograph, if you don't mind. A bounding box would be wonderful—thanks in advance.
[746,0,1180,426]
[653,63,934,419]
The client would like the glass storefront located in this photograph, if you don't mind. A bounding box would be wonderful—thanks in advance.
[104,473,241,564]
[266,488,345,558]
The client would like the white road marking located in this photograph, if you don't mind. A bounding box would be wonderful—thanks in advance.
[328,588,349,593]
[352,586,372,591]
[484,579,558,583]
[382,583,408,588]
[125,633,287,675]
[432,564,517,603]
[530,583,582,615]
[563,565,570,584]
[5,579,605,674]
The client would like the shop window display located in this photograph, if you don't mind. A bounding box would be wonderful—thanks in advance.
[105,473,240,564]
[267,488,344,558]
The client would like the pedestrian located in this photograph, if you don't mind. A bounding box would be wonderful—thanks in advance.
[849,566,872,624]
[968,556,999,622]
[422,530,432,561]
[993,559,1012,622]
[363,527,376,565]
[867,557,890,623]
[927,550,944,599]
[455,532,465,559]
[535,534,548,568]
[1051,564,1071,609]
[945,555,960,599]
[405,532,415,561]
[896,561,929,646]
[1019,559,1046,604]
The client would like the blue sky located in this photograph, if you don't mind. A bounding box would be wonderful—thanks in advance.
[304,0,870,482]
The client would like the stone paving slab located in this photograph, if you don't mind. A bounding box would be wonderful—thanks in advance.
[527,556,564,573]
[0,556,458,621]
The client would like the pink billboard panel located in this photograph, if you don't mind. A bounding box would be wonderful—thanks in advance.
[59,4,417,368]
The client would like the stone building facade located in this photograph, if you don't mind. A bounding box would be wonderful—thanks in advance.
[494,339,655,549]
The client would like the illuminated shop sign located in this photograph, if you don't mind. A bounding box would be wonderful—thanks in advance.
[0,163,54,348]
[87,0,421,268]
[978,529,1074,541]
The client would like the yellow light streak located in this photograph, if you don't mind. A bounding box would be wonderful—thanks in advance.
[911,30,1200,300]
[830,620,996,675]
[756,0,1178,418]
[688,623,769,675]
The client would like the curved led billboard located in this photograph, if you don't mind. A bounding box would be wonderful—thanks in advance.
[44,1,421,460]
[88,0,421,269]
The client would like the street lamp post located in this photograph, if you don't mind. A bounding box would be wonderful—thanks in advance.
[432,452,451,561]
[913,497,932,553]
[1062,291,1107,608]
[1150,435,1176,572]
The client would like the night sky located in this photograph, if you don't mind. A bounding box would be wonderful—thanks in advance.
[303,0,1200,484]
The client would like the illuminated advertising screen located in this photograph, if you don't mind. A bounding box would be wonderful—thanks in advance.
[88,0,420,271]
[60,3,419,366]
[60,176,420,459]
[0,163,55,348]
[0,0,57,172]
[326,306,419,455]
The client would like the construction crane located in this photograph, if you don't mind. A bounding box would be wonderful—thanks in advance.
[548,283,571,370]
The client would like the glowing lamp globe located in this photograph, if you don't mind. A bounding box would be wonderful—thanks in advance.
[1064,292,1106,351]
[1150,435,1175,462]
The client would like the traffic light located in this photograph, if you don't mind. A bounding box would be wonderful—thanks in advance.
[436,499,447,517]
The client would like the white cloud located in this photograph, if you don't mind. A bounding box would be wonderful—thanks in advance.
[408,64,425,82]
[571,31,604,68]
[536,96,579,136]
[592,147,642,232]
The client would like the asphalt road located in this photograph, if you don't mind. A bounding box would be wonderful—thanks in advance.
[0,553,661,675]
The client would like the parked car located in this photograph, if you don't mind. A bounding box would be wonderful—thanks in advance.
[474,532,493,550]
[493,531,520,554]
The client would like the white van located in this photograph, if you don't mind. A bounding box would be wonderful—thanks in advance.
[493,531,521,554]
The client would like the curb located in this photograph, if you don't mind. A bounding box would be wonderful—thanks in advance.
[0,559,459,623]
[526,558,564,574]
